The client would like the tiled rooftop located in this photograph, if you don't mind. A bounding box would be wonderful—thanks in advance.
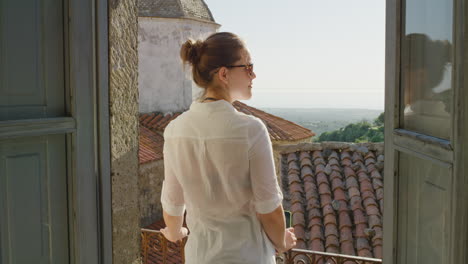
[138,101,314,164]
[141,140,385,263]
[279,142,384,259]
[138,112,181,164]
[139,126,165,164]
[140,112,182,133]
[232,101,315,141]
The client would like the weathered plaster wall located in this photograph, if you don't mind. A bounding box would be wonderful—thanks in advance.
[138,17,219,114]
[139,160,165,227]
[109,0,141,263]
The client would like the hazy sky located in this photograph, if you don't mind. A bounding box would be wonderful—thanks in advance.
[203,0,385,110]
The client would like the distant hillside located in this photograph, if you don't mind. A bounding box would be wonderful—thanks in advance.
[317,112,384,143]
[258,107,383,139]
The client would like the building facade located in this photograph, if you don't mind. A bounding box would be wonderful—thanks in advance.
[138,0,220,114]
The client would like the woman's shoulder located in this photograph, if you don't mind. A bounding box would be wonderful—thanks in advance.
[232,111,261,126]
[235,111,261,123]
[163,112,188,136]
[234,112,267,136]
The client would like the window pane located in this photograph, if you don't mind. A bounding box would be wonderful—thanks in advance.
[401,0,453,139]
[397,152,451,264]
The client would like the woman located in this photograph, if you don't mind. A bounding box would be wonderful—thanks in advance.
[160,32,297,264]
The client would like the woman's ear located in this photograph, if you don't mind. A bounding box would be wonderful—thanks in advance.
[217,67,229,86]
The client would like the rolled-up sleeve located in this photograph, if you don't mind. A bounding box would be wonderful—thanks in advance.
[161,138,186,216]
[248,119,284,214]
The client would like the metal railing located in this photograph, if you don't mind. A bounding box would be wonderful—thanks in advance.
[276,248,382,264]
[141,229,382,264]
[141,228,187,264]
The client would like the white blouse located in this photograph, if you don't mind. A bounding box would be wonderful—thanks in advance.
[161,99,284,264]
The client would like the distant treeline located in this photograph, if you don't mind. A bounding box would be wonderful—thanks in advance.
[315,112,384,143]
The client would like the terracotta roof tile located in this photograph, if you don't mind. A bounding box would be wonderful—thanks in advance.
[308,239,325,252]
[140,112,181,132]
[288,161,300,173]
[291,202,304,214]
[310,225,324,241]
[139,125,165,164]
[299,151,312,161]
[308,208,322,221]
[324,214,337,227]
[293,212,306,227]
[300,166,313,177]
[288,153,298,163]
[288,174,302,185]
[281,143,384,259]
[331,178,344,191]
[294,225,307,241]
[289,182,304,193]
[309,217,322,228]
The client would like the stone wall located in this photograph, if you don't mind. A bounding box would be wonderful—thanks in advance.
[275,141,385,155]
[138,17,219,114]
[139,160,165,227]
[109,0,141,263]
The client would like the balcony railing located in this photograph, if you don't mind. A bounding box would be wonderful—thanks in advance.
[276,248,382,264]
[141,228,187,264]
[141,228,382,264]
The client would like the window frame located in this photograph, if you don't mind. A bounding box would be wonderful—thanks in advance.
[68,0,112,263]
[384,0,468,263]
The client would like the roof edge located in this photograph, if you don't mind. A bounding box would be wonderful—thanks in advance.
[234,101,314,135]
[200,0,216,22]
[137,15,221,26]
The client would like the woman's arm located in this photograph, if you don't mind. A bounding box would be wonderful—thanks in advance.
[160,210,188,243]
[160,135,188,242]
[248,120,296,251]
[256,204,287,250]
[163,210,184,232]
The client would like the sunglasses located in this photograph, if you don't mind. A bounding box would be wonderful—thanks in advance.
[213,64,254,76]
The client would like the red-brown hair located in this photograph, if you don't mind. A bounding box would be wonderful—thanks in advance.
[180,32,246,89]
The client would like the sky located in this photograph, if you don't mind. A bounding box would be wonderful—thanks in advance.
[203,0,386,110]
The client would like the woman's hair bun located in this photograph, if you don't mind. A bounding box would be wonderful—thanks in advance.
[180,39,204,65]
[180,32,245,89]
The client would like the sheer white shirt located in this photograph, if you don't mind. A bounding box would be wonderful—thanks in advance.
[161,99,284,264]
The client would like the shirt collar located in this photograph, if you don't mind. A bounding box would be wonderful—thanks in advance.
[189,99,237,113]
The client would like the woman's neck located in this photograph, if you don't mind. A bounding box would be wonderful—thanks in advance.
[204,86,233,103]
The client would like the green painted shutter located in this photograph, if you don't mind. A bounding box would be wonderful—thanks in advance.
[0,0,65,121]
[0,135,69,264]
[0,0,70,263]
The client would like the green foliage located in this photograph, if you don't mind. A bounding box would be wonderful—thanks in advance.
[317,112,384,143]
[374,112,384,127]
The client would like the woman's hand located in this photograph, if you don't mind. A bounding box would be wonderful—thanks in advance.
[160,227,189,243]
[276,227,297,254]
